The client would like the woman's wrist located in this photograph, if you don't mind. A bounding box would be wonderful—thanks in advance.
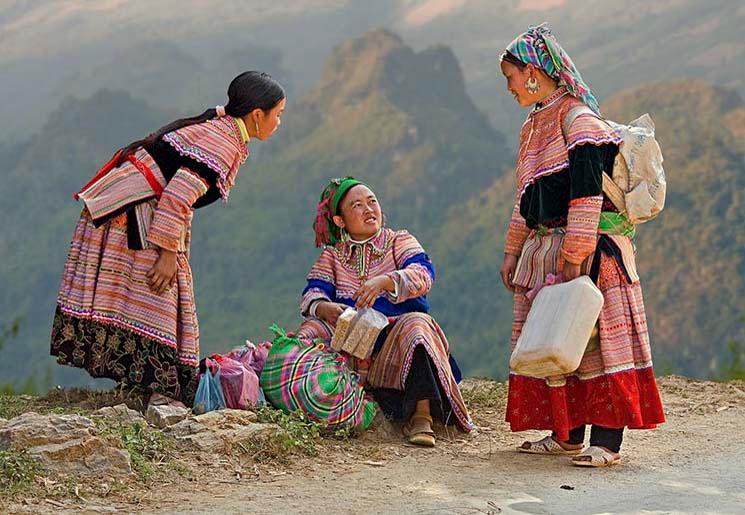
[379,275,396,293]
[158,248,178,258]
[314,300,335,320]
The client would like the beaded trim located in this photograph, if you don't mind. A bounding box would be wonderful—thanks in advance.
[531,86,569,114]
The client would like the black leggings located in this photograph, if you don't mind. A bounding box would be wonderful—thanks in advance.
[556,425,624,453]
[369,345,453,425]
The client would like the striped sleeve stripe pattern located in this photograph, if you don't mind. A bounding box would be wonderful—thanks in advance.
[147,168,209,252]
[561,195,603,265]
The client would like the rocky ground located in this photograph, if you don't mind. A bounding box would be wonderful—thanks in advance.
[2,376,744,514]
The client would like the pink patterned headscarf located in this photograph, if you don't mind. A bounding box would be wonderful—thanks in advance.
[503,23,600,114]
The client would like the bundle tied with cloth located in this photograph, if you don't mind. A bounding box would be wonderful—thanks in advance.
[260,325,378,431]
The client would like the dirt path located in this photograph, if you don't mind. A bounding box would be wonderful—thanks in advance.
[10,377,745,514]
[159,377,745,514]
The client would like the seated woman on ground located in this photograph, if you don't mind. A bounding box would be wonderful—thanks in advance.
[297,177,473,446]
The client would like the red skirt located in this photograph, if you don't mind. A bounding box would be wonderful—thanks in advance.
[506,252,665,441]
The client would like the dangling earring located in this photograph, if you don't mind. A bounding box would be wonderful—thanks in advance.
[525,75,540,94]
[255,120,261,138]
[340,227,350,242]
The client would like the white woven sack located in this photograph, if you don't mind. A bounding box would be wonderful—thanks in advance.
[563,107,666,224]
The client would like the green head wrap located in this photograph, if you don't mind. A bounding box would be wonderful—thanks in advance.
[313,177,365,247]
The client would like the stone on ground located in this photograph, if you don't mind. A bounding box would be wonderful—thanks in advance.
[145,404,191,429]
[93,403,146,425]
[0,412,132,477]
[165,409,276,451]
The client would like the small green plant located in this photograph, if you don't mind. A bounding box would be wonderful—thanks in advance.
[0,450,42,498]
[0,393,36,419]
[96,420,173,481]
[718,315,745,381]
[243,406,326,462]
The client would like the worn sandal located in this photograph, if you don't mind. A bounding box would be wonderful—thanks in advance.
[517,435,583,456]
[402,414,436,447]
[571,446,621,467]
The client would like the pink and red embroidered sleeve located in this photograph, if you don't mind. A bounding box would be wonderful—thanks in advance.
[504,200,530,257]
[560,195,602,264]
[386,231,433,303]
[146,168,209,252]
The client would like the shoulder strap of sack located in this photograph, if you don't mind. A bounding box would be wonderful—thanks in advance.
[562,106,627,214]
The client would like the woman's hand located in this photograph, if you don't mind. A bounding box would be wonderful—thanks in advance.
[147,249,178,294]
[562,261,582,281]
[354,275,394,309]
[500,253,518,292]
[316,301,346,327]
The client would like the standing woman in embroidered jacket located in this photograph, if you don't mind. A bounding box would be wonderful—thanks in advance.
[52,71,286,406]
[497,24,665,467]
[297,178,473,446]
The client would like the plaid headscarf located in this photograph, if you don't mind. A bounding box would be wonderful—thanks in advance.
[313,177,365,247]
[503,23,600,114]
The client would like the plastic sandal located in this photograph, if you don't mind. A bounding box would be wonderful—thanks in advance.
[518,435,583,455]
[571,445,621,467]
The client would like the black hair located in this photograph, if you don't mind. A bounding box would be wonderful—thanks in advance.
[115,71,285,165]
[500,50,527,69]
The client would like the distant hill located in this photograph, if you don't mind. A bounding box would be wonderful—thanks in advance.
[1,1,742,146]
[0,30,741,390]
[0,30,512,389]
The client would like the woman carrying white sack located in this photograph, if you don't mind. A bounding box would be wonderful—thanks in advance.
[498,24,665,467]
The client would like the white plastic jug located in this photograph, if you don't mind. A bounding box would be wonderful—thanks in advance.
[510,276,604,378]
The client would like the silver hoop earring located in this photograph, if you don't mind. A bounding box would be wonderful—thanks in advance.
[525,76,540,94]
[255,121,260,138]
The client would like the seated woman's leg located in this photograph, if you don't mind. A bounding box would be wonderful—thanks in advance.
[366,313,472,437]
[371,344,451,446]
[372,345,450,419]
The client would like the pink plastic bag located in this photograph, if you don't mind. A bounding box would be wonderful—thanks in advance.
[226,341,272,377]
[525,273,564,302]
[209,341,272,410]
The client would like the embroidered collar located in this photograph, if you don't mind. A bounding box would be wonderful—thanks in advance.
[234,117,250,144]
[335,228,390,278]
[532,86,568,114]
